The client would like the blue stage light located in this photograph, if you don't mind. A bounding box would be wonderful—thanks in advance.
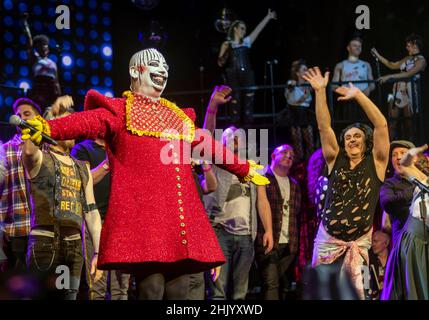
[102,45,112,58]
[33,5,42,15]
[63,41,71,51]
[104,77,113,87]
[63,71,72,82]
[62,54,73,68]
[89,0,97,9]
[18,2,27,12]
[4,48,14,59]
[18,79,31,93]
[0,94,3,106]
[4,15,14,26]
[19,50,28,60]
[19,34,27,45]
[78,89,86,96]
[19,66,29,77]
[77,74,86,83]
[89,14,98,24]
[50,54,58,63]
[76,12,84,22]
[75,0,84,7]
[48,7,55,17]
[76,58,85,68]
[89,30,98,39]
[64,87,72,94]
[90,76,99,85]
[102,17,111,26]
[102,32,111,41]
[76,27,85,37]
[5,96,14,106]
[90,60,99,69]
[102,2,111,11]
[34,21,43,31]
[48,23,56,33]
[4,31,13,42]
[5,64,14,74]
[3,0,13,10]
[90,45,99,54]
[104,61,112,71]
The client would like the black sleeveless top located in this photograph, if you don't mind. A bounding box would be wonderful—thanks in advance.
[322,151,382,241]
[226,46,253,72]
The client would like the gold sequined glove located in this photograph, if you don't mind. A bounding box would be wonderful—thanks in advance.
[240,160,270,186]
[20,115,51,146]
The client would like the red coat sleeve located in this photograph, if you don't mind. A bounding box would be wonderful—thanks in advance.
[48,90,123,141]
[182,108,250,179]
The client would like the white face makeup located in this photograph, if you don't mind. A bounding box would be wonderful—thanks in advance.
[129,48,169,98]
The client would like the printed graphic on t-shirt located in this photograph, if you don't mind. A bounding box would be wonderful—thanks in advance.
[58,164,83,217]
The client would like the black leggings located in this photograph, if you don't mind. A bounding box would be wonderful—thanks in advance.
[135,273,190,300]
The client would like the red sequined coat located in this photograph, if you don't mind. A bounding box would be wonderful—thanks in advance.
[47,90,250,275]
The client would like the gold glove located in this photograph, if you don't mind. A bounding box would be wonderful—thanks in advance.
[20,116,50,146]
[240,160,270,186]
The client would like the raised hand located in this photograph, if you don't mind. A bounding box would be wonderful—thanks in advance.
[51,95,74,117]
[267,9,277,20]
[302,67,330,91]
[378,75,393,84]
[209,85,232,108]
[371,48,381,60]
[335,83,361,101]
[400,144,429,167]
[21,116,45,146]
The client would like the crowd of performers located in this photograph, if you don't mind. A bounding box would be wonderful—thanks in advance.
[0,9,428,301]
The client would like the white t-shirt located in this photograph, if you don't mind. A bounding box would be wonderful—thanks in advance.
[272,170,291,244]
[410,186,429,227]
[230,36,252,49]
[341,59,369,92]
[285,85,312,108]
[216,175,252,235]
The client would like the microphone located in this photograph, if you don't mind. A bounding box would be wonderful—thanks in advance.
[9,115,58,146]
[408,176,429,194]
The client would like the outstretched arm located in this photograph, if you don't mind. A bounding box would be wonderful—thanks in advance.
[21,120,44,179]
[379,58,427,84]
[335,84,390,180]
[203,85,232,134]
[26,107,121,146]
[248,9,277,44]
[371,48,407,70]
[303,67,339,172]
[83,166,103,282]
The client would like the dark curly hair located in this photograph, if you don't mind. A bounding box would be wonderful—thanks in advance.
[405,33,423,51]
[33,34,49,46]
[339,123,374,157]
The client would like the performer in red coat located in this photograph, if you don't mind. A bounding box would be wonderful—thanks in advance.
[23,48,269,299]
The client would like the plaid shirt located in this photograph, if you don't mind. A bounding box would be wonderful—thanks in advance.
[0,135,31,237]
[256,166,301,254]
